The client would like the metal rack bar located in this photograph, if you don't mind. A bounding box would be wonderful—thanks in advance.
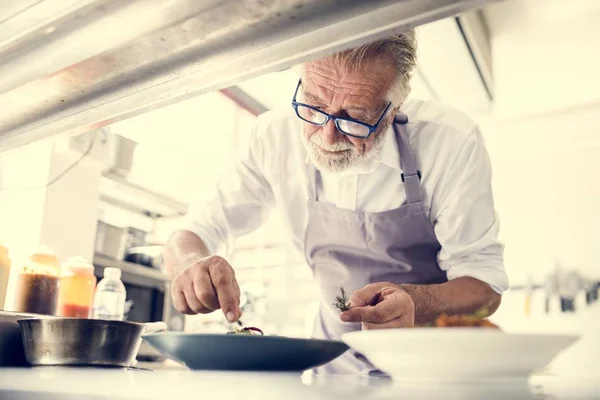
[0,0,498,152]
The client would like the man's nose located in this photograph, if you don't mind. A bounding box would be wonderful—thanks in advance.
[321,120,343,146]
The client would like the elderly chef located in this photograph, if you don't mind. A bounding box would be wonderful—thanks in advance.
[164,29,509,374]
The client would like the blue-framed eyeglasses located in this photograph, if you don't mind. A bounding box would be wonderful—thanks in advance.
[291,79,392,139]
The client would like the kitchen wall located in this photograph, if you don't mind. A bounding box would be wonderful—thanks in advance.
[479,103,600,333]
[0,142,52,259]
[482,103,600,284]
[483,0,600,120]
[471,0,600,333]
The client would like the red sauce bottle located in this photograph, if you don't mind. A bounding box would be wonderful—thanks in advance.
[57,257,97,318]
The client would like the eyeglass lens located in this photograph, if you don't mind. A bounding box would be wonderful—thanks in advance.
[296,105,370,137]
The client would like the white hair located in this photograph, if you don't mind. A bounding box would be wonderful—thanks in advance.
[296,30,418,107]
[334,30,417,106]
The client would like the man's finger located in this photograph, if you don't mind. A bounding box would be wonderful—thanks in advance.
[340,296,404,323]
[215,282,240,323]
[348,283,387,307]
[209,265,240,322]
[192,270,220,311]
[183,285,206,314]
[362,313,414,330]
[172,288,193,315]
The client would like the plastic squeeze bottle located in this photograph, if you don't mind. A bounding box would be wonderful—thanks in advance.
[92,267,126,320]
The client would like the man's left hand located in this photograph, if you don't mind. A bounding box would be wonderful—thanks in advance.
[339,282,415,330]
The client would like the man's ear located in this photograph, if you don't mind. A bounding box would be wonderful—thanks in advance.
[388,106,401,122]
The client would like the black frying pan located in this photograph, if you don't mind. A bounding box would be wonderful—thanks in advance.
[143,332,349,372]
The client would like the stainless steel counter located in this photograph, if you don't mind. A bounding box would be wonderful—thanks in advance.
[0,367,597,400]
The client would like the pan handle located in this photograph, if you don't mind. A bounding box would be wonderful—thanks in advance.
[142,322,167,335]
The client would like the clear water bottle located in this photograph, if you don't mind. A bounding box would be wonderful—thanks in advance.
[92,267,126,320]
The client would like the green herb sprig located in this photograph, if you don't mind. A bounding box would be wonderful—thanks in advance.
[333,287,350,312]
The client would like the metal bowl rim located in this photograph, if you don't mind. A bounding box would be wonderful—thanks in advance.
[17,318,145,328]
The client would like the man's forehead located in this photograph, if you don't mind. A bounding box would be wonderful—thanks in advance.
[305,56,391,80]
[301,58,394,108]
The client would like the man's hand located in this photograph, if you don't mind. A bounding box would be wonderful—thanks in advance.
[171,255,241,322]
[339,282,415,330]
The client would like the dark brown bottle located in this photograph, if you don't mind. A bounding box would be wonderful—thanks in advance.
[13,246,60,316]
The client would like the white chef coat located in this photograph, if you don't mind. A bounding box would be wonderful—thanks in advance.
[182,99,509,294]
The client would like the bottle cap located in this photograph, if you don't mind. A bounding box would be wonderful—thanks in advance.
[63,256,94,275]
[104,267,122,280]
[29,245,59,267]
[24,245,59,275]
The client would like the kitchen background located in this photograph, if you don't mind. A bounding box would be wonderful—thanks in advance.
[0,0,598,347]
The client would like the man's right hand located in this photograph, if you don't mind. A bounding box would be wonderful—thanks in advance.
[170,255,241,322]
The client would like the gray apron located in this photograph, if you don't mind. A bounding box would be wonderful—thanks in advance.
[305,114,448,375]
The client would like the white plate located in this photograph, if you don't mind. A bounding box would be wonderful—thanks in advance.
[342,328,579,382]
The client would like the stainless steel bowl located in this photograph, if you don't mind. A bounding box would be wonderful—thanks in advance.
[0,310,53,366]
[18,318,165,367]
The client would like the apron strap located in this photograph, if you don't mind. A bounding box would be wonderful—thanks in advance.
[394,114,423,204]
[307,114,423,205]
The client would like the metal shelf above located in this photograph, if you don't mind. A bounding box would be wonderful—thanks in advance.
[0,0,497,152]
[93,254,169,291]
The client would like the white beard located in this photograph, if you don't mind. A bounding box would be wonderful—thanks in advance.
[303,126,388,173]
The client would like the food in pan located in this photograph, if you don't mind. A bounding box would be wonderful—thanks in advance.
[432,313,500,328]
[227,320,264,335]
[427,308,500,329]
